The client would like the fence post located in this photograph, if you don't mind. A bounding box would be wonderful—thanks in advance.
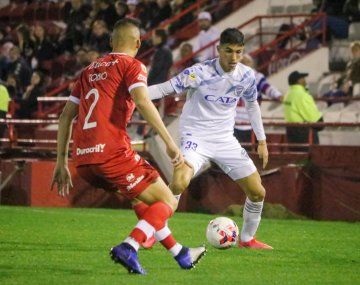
[322,13,327,45]
[8,121,15,148]
[309,128,314,145]
[259,17,263,47]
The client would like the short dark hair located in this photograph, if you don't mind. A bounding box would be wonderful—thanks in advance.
[154,29,168,44]
[113,18,140,32]
[220,28,244,46]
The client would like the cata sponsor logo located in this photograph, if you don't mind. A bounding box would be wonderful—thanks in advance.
[204,95,237,105]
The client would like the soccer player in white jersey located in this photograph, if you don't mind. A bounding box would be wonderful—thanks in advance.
[148,28,273,249]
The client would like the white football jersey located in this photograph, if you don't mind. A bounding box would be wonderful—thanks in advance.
[170,58,257,139]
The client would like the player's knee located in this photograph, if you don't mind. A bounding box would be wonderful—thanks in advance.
[248,185,266,202]
[164,196,178,212]
[170,178,190,195]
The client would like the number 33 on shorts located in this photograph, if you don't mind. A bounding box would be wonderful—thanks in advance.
[181,139,198,151]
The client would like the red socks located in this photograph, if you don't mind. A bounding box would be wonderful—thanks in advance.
[132,202,149,219]
[128,201,180,255]
[130,202,173,244]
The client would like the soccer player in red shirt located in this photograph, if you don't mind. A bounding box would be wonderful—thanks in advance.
[51,19,206,275]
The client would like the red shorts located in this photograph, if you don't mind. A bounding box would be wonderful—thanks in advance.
[76,152,159,200]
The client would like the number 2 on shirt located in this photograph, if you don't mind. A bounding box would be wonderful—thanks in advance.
[83,88,99,130]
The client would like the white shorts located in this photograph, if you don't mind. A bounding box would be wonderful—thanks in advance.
[180,134,257,181]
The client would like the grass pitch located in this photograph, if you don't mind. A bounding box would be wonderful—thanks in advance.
[0,206,359,285]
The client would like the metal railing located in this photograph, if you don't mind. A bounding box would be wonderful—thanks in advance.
[1,117,360,156]
[0,118,148,152]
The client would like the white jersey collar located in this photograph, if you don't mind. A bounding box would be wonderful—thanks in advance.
[215,58,238,77]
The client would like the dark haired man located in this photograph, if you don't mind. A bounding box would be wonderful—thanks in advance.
[51,18,206,275]
[283,71,323,150]
[148,28,273,250]
[148,29,173,85]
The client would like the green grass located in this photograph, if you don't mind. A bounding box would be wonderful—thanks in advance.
[0,206,359,285]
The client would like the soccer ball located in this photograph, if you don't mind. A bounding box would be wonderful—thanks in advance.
[206,217,239,249]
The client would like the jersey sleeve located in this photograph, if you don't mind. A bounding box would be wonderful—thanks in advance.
[170,65,201,94]
[257,72,282,99]
[69,79,81,105]
[124,60,148,93]
[242,70,258,102]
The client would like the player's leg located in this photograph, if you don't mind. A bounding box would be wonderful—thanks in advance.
[76,167,155,249]
[170,162,194,200]
[130,161,193,249]
[131,198,149,218]
[112,177,206,272]
[213,137,272,250]
[235,172,272,249]
[76,165,147,274]
[130,199,156,249]
[170,135,210,201]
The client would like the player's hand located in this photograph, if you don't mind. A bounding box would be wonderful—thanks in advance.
[166,142,184,167]
[51,164,73,197]
[257,141,269,169]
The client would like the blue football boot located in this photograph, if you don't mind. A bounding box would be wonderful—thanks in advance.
[174,246,207,269]
[110,243,146,275]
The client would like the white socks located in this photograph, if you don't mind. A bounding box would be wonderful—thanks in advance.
[169,243,182,257]
[124,237,140,251]
[241,197,264,242]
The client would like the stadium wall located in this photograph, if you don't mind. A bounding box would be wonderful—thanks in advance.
[0,146,359,221]
[0,160,131,209]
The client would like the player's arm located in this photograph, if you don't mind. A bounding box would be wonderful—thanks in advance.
[243,73,268,169]
[148,65,200,100]
[51,100,79,197]
[258,74,283,101]
[148,80,176,100]
[245,100,268,169]
[131,86,183,167]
